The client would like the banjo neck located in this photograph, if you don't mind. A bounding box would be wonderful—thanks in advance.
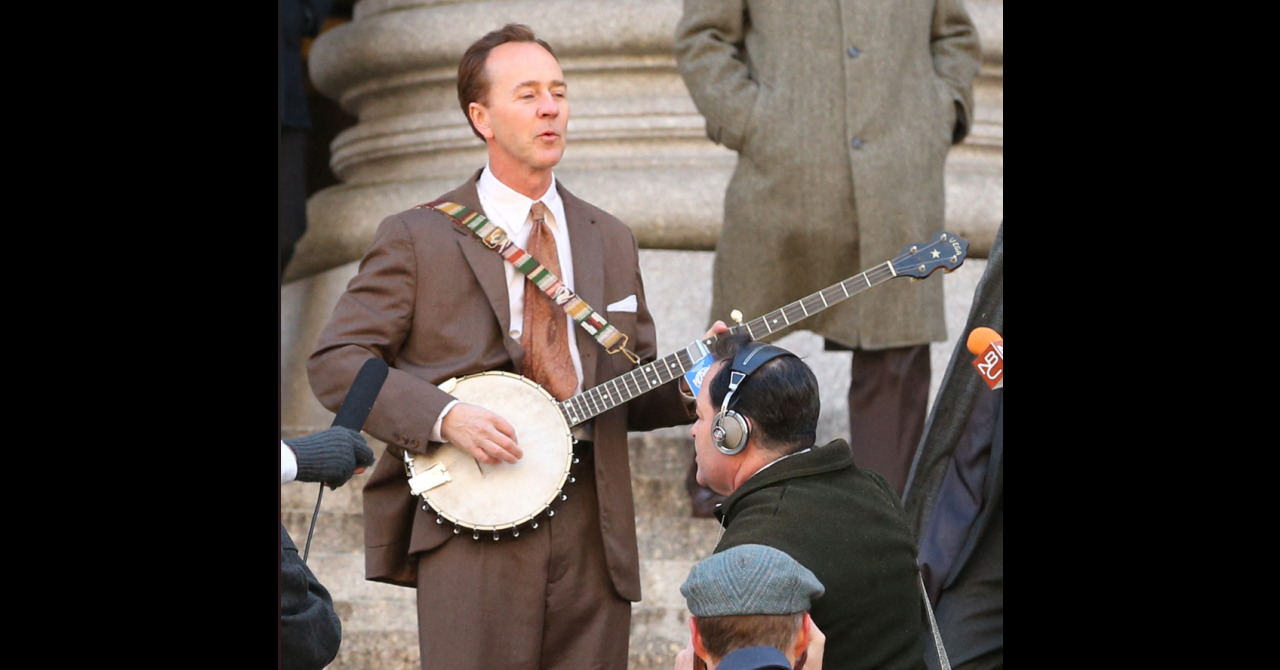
[556,231,967,428]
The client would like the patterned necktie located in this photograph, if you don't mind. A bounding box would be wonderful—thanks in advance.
[520,201,578,401]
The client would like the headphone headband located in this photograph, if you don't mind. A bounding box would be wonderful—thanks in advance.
[712,341,797,455]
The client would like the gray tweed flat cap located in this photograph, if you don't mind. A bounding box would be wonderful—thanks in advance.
[680,544,825,617]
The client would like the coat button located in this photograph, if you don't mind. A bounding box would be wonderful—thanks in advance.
[849,137,864,149]
[847,46,860,58]
[411,439,419,447]
[393,432,400,441]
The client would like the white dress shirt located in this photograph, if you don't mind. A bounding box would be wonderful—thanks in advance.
[281,441,298,484]
[431,166,587,441]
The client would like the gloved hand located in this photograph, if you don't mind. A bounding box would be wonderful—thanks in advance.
[284,426,375,489]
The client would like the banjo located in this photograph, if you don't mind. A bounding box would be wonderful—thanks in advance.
[404,231,968,540]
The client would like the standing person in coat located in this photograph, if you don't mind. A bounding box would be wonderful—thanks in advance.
[674,0,982,498]
[905,223,1003,670]
[308,24,710,670]
[690,333,927,670]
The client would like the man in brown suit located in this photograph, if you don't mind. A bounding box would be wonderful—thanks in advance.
[309,25,698,670]
[675,0,981,499]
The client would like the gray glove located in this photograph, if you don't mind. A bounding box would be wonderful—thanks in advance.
[285,426,375,489]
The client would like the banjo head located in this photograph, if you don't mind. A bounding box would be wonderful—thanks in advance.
[407,372,573,531]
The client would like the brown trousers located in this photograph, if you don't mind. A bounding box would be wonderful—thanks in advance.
[847,344,931,496]
[415,463,630,670]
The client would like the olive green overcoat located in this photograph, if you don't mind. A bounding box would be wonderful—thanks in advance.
[675,0,980,348]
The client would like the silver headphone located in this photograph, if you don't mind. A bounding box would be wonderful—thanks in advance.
[711,342,796,455]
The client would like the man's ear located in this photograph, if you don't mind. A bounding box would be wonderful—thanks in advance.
[469,102,494,140]
[690,617,711,664]
[792,613,811,659]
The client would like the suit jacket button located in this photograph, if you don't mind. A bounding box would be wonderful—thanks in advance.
[411,439,419,447]
[847,46,860,57]
[849,137,864,149]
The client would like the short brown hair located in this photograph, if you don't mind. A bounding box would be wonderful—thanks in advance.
[457,24,558,139]
[695,614,804,660]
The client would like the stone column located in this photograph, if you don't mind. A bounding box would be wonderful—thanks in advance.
[282,2,1002,668]
[287,0,733,285]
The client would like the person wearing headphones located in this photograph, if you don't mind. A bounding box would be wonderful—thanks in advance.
[689,333,927,670]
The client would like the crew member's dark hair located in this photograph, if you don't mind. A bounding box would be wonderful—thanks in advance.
[708,333,820,454]
[457,24,558,139]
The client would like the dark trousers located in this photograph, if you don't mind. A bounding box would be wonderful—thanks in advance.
[847,344,931,497]
[415,463,630,670]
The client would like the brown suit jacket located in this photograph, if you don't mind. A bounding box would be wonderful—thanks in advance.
[308,170,690,601]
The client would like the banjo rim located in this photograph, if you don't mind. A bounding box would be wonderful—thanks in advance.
[403,371,574,532]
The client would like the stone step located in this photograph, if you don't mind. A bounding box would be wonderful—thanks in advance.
[337,594,419,632]
[304,553,417,605]
[326,630,419,670]
[281,474,369,514]
[635,515,721,561]
[628,434,696,480]
[632,476,691,518]
[323,607,697,670]
[283,510,366,555]
[629,603,691,670]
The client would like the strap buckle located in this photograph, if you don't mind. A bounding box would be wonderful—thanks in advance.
[481,227,508,249]
[604,333,641,365]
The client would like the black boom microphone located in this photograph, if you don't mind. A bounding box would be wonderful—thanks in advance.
[332,357,390,431]
[304,357,389,562]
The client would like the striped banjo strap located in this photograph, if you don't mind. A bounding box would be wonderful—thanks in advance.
[419,200,640,364]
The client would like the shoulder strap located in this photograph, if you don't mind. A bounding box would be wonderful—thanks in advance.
[420,200,640,364]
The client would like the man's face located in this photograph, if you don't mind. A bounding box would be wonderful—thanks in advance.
[691,361,736,496]
[470,41,569,175]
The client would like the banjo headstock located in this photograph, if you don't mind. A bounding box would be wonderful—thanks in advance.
[893,232,968,279]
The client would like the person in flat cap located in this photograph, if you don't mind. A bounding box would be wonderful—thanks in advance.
[675,544,828,670]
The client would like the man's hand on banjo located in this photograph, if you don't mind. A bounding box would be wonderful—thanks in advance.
[441,403,523,465]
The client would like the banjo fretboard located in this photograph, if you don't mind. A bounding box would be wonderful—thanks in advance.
[557,261,902,428]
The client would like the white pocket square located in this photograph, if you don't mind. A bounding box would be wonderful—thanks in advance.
[606,295,638,313]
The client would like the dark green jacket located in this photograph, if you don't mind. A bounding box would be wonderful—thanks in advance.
[716,440,925,670]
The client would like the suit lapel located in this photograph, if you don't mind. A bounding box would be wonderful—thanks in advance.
[561,182,602,392]
[451,171,524,370]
